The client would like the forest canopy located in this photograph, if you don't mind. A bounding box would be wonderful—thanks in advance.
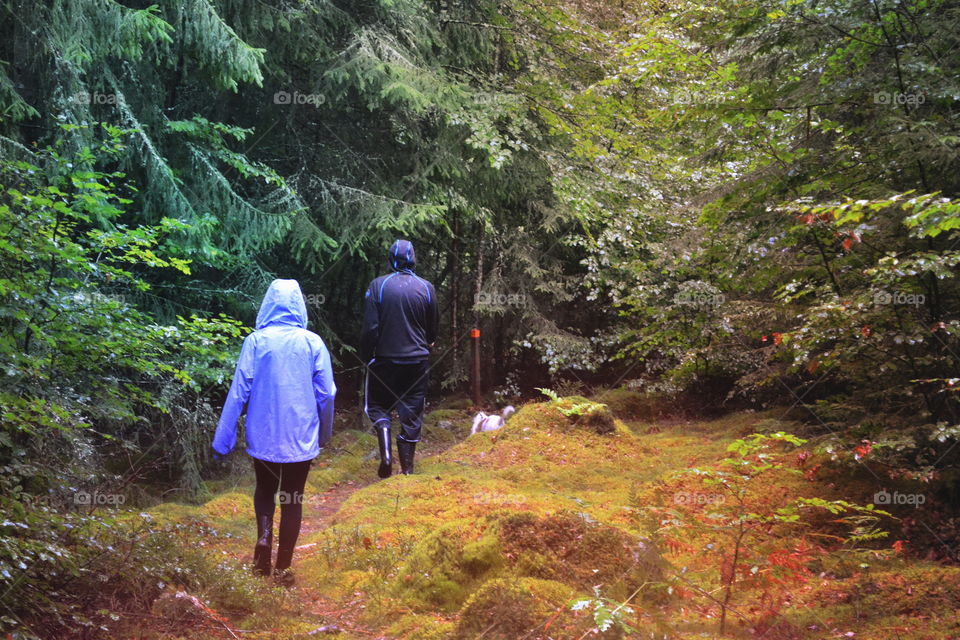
[2,0,958,489]
[0,0,958,635]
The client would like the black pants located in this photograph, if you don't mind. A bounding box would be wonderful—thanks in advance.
[253,458,311,571]
[365,359,430,443]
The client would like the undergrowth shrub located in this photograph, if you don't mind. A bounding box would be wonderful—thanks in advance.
[0,498,279,639]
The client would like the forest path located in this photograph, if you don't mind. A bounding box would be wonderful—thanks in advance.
[268,431,464,639]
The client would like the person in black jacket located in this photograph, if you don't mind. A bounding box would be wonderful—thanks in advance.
[361,239,439,477]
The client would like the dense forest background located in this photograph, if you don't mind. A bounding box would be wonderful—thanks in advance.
[1,0,959,635]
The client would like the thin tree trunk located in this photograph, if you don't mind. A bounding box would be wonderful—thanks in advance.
[472,223,486,396]
[451,211,461,381]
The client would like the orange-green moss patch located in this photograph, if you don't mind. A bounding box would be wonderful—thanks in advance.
[306,429,374,493]
[392,519,497,611]
[496,510,665,601]
[200,492,253,519]
[386,612,457,640]
[454,577,579,640]
[146,501,204,525]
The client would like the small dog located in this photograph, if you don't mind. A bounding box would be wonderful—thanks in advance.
[471,406,516,435]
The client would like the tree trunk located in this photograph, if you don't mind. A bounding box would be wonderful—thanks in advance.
[451,211,462,383]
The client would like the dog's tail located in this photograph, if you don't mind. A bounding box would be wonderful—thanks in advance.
[501,405,516,421]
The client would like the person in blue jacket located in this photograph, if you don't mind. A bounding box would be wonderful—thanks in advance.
[361,239,438,477]
[212,279,336,585]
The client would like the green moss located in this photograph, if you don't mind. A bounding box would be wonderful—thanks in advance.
[461,531,504,577]
[594,388,677,421]
[494,510,664,602]
[200,492,253,519]
[454,577,577,639]
[488,399,621,437]
[147,501,203,525]
[307,429,373,492]
[421,408,473,442]
[393,519,499,611]
[435,397,474,411]
[165,397,960,639]
[387,613,456,639]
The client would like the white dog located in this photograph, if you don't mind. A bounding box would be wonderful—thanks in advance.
[471,406,516,435]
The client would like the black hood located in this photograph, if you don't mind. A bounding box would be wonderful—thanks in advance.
[389,239,416,271]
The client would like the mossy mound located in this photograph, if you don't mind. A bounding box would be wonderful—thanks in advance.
[487,399,624,438]
[392,509,664,614]
[787,561,960,639]
[454,577,578,640]
[836,563,960,616]
[495,510,664,600]
[147,501,203,525]
[394,519,503,611]
[307,429,374,492]
[594,388,677,421]
[387,613,456,640]
[548,395,618,435]
[200,492,253,519]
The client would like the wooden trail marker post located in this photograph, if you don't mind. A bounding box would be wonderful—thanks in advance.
[470,328,481,407]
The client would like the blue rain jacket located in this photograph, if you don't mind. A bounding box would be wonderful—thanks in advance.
[213,279,336,463]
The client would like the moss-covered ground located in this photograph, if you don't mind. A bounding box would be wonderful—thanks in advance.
[120,393,960,639]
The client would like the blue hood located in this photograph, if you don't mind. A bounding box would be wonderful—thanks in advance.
[389,239,416,272]
[214,278,337,463]
[256,279,308,329]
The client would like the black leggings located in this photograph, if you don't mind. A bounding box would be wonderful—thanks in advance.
[253,458,311,571]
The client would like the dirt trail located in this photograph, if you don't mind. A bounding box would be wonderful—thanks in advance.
[298,478,373,541]
[284,440,458,639]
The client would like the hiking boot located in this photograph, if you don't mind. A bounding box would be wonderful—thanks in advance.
[273,567,295,588]
[397,440,416,475]
[253,515,273,576]
[375,421,392,478]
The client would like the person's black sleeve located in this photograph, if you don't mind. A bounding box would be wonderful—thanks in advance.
[360,282,380,362]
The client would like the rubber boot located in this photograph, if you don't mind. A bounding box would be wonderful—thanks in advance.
[253,515,273,576]
[274,545,295,587]
[397,440,416,475]
[375,421,392,478]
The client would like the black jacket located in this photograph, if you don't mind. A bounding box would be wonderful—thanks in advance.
[360,240,439,363]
